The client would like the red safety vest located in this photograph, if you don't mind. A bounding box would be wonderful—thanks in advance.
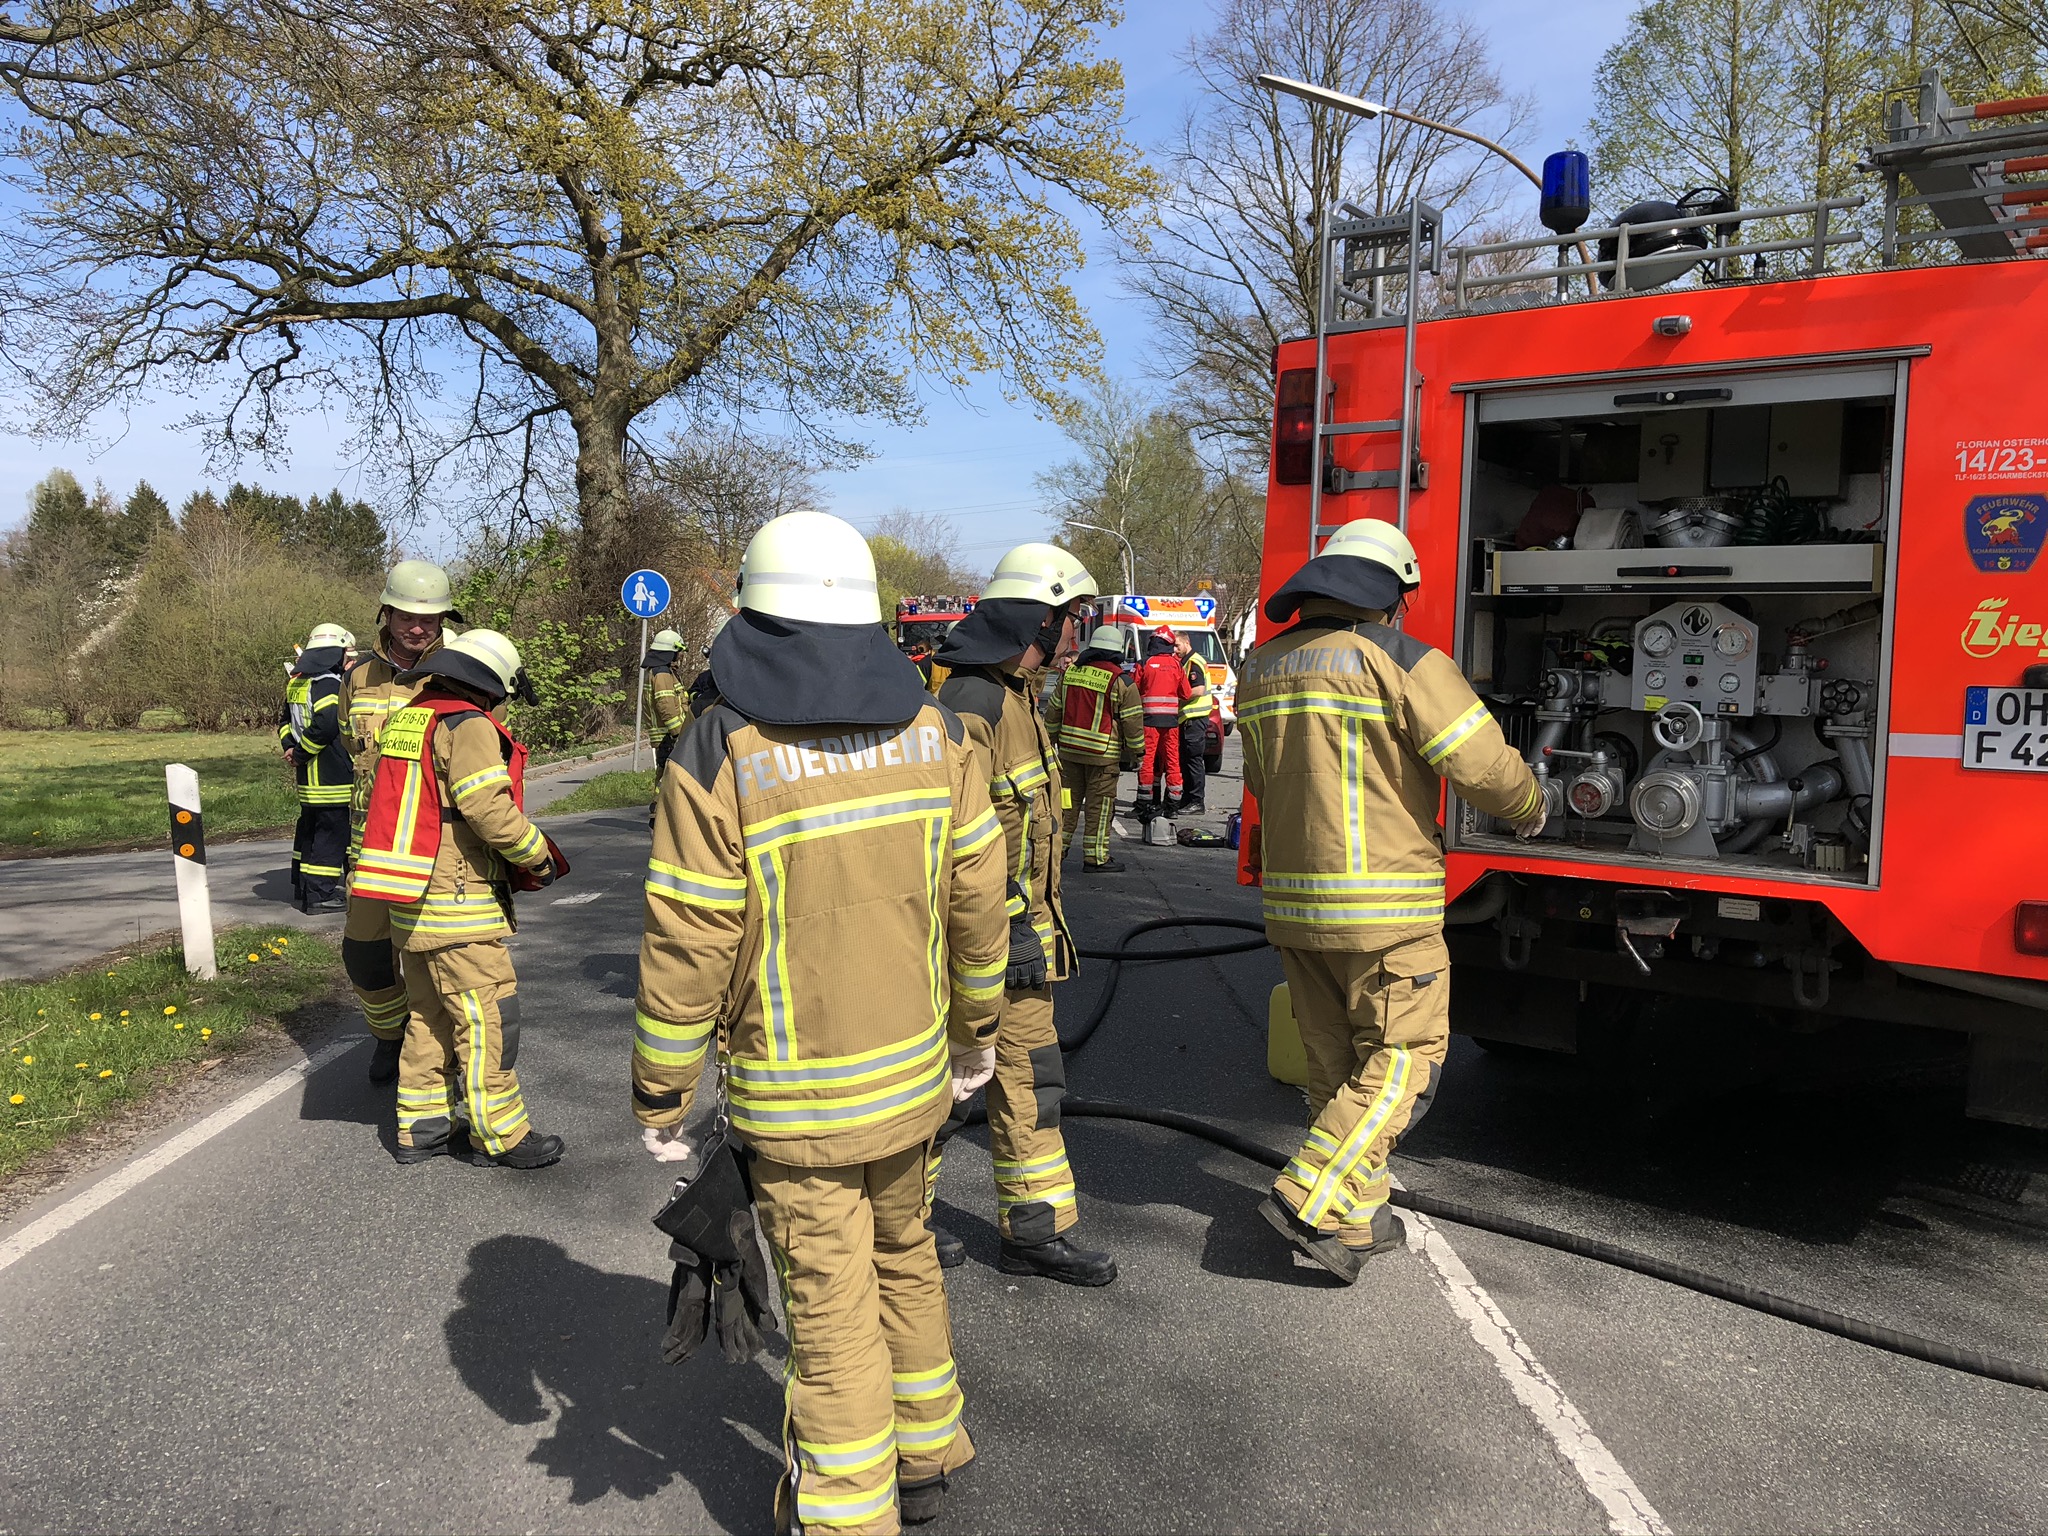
[350,692,526,904]
[1059,662,1121,757]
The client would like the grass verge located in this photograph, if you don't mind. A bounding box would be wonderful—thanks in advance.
[0,729,298,855]
[1,925,340,1178]
[537,768,656,816]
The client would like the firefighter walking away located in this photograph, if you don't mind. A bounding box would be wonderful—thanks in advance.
[634,510,1008,1534]
[279,623,356,912]
[351,629,567,1170]
[1050,626,1143,872]
[340,559,463,1085]
[930,543,1119,1285]
[1238,520,1543,1282]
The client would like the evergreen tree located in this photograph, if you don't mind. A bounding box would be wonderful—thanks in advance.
[113,481,174,568]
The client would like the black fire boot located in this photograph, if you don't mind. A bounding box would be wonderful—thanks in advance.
[900,1456,974,1525]
[393,1136,452,1165]
[997,1234,1118,1287]
[1082,857,1125,873]
[1259,1194,1406,1285]
[485,1131,565,1170]
[366,1036,402,1085]
[932,1226,966,1269]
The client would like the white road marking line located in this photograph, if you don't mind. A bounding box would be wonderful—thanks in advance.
[550,891,605,906]
[0,1039,358,1277]
[1406,1205,1671,1536]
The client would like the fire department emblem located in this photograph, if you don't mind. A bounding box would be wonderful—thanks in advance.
[1964,493,2046,573]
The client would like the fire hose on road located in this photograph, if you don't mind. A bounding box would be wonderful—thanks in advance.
[958,915,2048,1396]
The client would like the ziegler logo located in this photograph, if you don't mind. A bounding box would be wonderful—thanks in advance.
[1960,598,2048,658]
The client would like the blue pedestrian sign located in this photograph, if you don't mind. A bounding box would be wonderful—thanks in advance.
[621,569,671,620]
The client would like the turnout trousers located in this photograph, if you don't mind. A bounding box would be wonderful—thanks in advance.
[291,803,350,904]
[1271,934,1450,1247]
[342,894,409,1043]
[1138,723,1181,802]
[1178,719,1207,808]
[929,985,1076,1243]
[395,939,532,1156]
[1059,758,1119,866]
[754,1140,974,1536]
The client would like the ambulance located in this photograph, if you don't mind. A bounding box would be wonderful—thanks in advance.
[1241,74,2048,1126]
[1086,592,1241,724]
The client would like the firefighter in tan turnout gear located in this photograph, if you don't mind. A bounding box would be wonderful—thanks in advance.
[351,629,566,1170]
[339,560,462,1085]
[929,544,1118,1287]
[633,511,1008,1534]
[279,623,356,912]
[1050,627,1143,872]
[1238,520,1543,1283]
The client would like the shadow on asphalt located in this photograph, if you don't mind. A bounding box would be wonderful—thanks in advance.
[581,953,640,999]
[446,1234,785,1520]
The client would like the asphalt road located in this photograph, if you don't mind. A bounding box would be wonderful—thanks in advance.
[1,742,2044,1534]
[0,745,636,979]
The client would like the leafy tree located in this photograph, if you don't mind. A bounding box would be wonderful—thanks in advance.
[454,527,626,749]
[867,509,983,619]
[1,0,1153,566]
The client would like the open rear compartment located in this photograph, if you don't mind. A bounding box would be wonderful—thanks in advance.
[1449,359,1906,889]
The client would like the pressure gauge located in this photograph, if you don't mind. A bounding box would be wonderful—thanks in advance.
[1719,673,1742,693]
[1639,621,1677,659]
[1713,624,1751,658]
[1644,669,1667,690]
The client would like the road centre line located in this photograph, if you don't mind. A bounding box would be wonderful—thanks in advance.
[0,1039,358,1277]
[1404,1200,1672,1535]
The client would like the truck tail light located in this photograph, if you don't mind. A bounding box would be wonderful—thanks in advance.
[2017,902,2048,956]
[1273,368,1316,485]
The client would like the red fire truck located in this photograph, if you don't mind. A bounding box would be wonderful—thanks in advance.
[1241,74,2048,1125]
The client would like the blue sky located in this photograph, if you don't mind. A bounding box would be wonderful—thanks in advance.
[0,0,1633,566]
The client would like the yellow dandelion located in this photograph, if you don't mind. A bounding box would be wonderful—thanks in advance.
[8,1094,22,1105]
[163,1006,178,1015]
[200,1027,212,1038]
[174,1022,185,1031]
[36,1009,44,1017]
[247,953,261,963]
[20,1055,33,1065]
[89,1012,102,1021]
[75,1061,88,1069]
[98,1069,113,1079]
[119,1011,129,1018]
[106,970,115,977]
[275,937,288,946]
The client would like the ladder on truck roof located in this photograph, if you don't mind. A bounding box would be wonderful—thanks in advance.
[1872,70,2048,261]
[1309,200,1440,551]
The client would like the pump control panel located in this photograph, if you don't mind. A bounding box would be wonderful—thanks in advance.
[1633,601,1761,717]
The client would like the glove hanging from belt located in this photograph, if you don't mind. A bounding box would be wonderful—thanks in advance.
[662,1212,775,1366]
[1005,903,1047,991]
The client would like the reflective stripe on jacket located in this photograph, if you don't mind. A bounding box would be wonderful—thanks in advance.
[351,692,550,950]
[1178,655,1212,724]
[1139,652,1191,726]
[634,702,1009,1166]
[1052,658,1142,764]
[938,664,1073,979]
[1237,599,1539,951]
[279,672,352,805]
[649,667,687,735]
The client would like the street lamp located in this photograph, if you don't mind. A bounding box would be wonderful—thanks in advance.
[1254,74,1542,190]
[1063,519,1136,596]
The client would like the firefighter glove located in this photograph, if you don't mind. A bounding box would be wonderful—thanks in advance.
[661,1214,775,1366]
[642,1125,694,1163]
[1006,914,1047,991]
[949,1045,996,1102]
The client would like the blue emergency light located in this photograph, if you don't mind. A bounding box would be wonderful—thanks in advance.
[1541,151,1591,235]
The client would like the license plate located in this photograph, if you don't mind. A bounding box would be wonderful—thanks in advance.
[1962,687,2048,772]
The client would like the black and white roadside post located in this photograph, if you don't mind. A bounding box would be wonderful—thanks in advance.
[165,763,217,979]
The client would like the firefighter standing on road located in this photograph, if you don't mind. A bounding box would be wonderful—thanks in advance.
[642,627,688,770]
[279,624,356,912]
[1174,632,1212,817]
[339,560,462,1084]
[1238,520,1543,1284]
[351,629,565,1169]
[1137,624,1192,814]
[928,544,1118,1287]
[633,511,1008,1534]
[1051,626,1143,872]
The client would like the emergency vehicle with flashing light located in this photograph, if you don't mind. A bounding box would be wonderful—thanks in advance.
[1084,592,1241,724]
[1240,73,2048,1128]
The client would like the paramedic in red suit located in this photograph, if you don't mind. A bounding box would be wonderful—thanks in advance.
[1137,625,1191,813]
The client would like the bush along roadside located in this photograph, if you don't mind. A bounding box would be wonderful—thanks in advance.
[1,926,342,1178]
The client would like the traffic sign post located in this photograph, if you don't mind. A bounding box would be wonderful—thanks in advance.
[621,570,671,773]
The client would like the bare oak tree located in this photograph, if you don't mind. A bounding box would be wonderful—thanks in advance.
[0,0,1153,563]
[1121,0,1529,468]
